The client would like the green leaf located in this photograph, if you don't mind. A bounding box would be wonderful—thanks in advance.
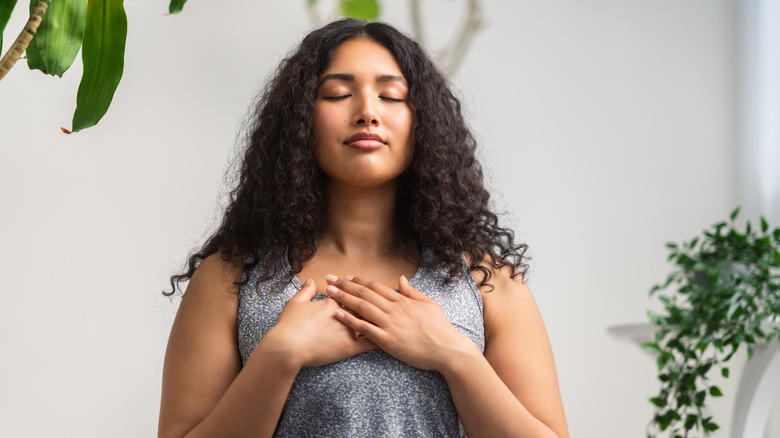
[35,0,88,75]
[0,0,17,54]
[650,396,666,408]
[730,206,741,221]
[703,418,720,432]
[709,386,723,397]
[307,0,318,6]
[761,217,768,233]
[642,341,660,355]
[747,345,754,360]
[684,414,698,431]
[69,0,127,132]
[25,0,46,72]
[657,351,672,371]
[340,0,380,20]
[721,367,729,378]
[168,0,187,14]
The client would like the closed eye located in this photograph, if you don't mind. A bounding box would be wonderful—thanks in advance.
[322,95,351,101]
[380,96,404,103]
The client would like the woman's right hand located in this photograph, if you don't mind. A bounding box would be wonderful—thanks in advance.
[264,279,377,368]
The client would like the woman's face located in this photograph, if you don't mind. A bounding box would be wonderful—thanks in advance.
[313,38,413,189]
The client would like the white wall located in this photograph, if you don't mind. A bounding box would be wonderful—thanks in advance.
[0,1,740,436]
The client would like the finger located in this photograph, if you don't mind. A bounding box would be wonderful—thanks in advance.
[335,309,386,343]
[349,276,402,302]
[326,284,388,324]
[291,278,317,302]
[327,275,398,310]
[398,275,429,301]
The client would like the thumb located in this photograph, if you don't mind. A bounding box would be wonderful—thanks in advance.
[398,275,425,300]
[293,278,317,302]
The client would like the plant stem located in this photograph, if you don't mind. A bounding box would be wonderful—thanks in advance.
[306,1,320,28]
[409,0,425,43]
[0,0,51,82]
[438,0,485,76]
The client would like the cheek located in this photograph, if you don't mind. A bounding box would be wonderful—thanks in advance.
[396,113,414,152]
[313,107,347,139]
[387,109,413,138]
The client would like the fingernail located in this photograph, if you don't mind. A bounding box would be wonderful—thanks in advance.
[326,274,338,284]
[303,279,311,287]
[335,310,345,319]
[400,275,408,286]
[344,275,354,281]
[326,285,338,296]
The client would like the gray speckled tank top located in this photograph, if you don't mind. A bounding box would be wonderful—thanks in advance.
[237,247,485,437]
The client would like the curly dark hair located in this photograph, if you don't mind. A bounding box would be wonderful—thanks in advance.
[167,19,527,295]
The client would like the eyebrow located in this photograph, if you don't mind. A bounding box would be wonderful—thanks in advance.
[318,73,408,87]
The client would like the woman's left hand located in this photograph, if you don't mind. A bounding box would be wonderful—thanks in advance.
[325,275,478,371]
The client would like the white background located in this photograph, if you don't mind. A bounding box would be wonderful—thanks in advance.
[0,0,764,436]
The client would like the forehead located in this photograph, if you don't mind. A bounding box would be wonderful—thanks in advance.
[321,38,405,79]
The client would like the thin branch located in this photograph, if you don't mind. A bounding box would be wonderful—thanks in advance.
[409,0,425,43]
[307,1,321,28]
[437,0,486,76]
[0,0,51,82]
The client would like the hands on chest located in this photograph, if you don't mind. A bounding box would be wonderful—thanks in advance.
[268,274,476,372]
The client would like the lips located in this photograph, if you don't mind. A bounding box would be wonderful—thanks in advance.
[344,132,386,150]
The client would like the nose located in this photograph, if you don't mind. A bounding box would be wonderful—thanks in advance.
[352,93,379,126]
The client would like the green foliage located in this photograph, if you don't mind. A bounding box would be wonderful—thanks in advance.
[168,0,187,15]
[0,0,17,54]
[36,0,88,75]
[340,0,380,20]
[645,207,780,437]
[70,0,126,132]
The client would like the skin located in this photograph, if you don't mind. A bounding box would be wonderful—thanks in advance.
[158,38,569,438]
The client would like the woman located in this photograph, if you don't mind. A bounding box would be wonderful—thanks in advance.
[159,19,568,438]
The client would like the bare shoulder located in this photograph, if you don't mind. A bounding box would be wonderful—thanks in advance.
[470,257,534,338]
[170,252,245,328]
[467,254,569,437]
[465,254,532,312]
[185,252,245,299]
[159,252,246,437]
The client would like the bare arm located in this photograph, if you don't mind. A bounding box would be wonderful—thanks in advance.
[159,254,375,438]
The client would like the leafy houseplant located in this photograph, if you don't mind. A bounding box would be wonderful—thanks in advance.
[644,208,780,437]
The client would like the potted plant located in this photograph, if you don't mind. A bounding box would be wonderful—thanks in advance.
[643,207,780,437]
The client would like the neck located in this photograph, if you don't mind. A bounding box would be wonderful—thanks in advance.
[319,180,399,257]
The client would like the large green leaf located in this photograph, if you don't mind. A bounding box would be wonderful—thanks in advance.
[168,0,187,14]
[70,0,126,133]
[25,0,46,72]
[36,0,87,75]
[340,0,379,20]
[0,0,18,54]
